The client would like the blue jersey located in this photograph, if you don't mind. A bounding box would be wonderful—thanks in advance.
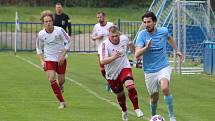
[135,27,170,73]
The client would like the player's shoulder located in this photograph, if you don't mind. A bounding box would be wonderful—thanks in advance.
[138,29,148,36]
[38,29,46,36]
[94,23,100,28]
[102,38,109,43]
[62,13,69,17]
[157,27,168,33]
[120,35,130,44]
[54,26,62,31]
[102,38,111,46]
[120,34,129,40]
[107,22,114,26]
[54,26,65,33]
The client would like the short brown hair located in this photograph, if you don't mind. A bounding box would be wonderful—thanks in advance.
[40,10,54,22]
[96,12,106,17]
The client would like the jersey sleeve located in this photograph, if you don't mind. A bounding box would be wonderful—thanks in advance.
[61,28,72,50]
[92,25,97,39]
[36,33,44,54]
[135,31,146,48]
[166,27,171,38]
[99,42,108,61]
[125,35,131,45]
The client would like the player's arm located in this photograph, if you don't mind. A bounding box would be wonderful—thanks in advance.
[91,26,103,41]
[59,28,72,65]
[168,36,184,62]
[135,40,151,58]
[36,36,45,68]
[128,43,135,52]
[66,15,72,36]
[100,51,121,65]
[99,43,120,65]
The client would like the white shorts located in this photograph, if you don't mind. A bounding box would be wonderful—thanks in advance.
[144,66,171,95]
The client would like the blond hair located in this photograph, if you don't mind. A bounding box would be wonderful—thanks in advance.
[109,26,120,34]
[40,10,54,22]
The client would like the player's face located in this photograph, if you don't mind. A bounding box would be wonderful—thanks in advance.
[143,17,155,33]
[109,33,120,45]
[43,16,54,30]
[96,13,105,24]
[55,5,63,14]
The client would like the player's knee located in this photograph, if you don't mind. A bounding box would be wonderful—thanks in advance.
[151,99,158,104]
[151,93,159,103]
[126,83,135,90]
[48,77,55,82]
[116,90,125,96]
[124,79,135,90]
[59,76,65,82]
[113,86,124,94]
[162,88,170,96]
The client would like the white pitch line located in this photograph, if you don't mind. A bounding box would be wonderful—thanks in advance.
[16,55,149,120]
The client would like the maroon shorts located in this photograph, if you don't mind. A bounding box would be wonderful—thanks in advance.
[107,68,134,93]
[44,60,67,74]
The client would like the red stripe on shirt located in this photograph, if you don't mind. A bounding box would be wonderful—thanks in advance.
[61,28,70,41]
[102,43,105,59]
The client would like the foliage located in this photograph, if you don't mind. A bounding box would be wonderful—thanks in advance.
[0,0,151,7]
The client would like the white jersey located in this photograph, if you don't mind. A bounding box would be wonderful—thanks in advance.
[36,26,72,62]
[99,35,131,80]
[92,22,114,53]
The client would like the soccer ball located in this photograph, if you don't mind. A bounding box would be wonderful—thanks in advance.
[150,115,165,121]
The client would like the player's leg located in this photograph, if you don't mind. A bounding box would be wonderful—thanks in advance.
[58,74,65,92]
[45,61,65,108]
[116,91,128,121]
[107,79,128,121]
[160,78,176,121]
[145,72,160,116]
[120,68,143,117]
[159,66,176,121]
[57,60,67,93]
[124,79,144,117]
[150,92,159,116]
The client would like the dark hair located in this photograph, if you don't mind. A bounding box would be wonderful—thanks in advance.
[40,10,54,22]
[96,12,106,17]
[141,11,157,22]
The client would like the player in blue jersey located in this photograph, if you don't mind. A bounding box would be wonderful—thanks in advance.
[135,11,183,121]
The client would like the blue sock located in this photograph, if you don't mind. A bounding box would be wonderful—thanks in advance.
[164,95,174,117]
[150,102,157,116]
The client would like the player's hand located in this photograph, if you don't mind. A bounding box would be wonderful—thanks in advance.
[145,40,152,50]
[41,61,45,69]
[97,35,104,40]
[58,55,66,66]
[112,50,122,60]
[176,51,184,63]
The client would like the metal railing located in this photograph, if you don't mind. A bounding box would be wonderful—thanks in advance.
[0,19,142,52]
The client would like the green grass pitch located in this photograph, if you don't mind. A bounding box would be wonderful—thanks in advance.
[0,52,214,121]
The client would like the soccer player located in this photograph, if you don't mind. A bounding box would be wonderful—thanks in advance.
[135,11,184,121]
[99,26,144,121]
[92,12,114,91]
[54,2,71,37]
[36,10,71,109]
